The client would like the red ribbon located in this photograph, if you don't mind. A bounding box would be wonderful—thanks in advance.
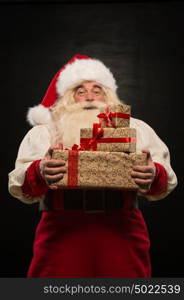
[67,150,79,187]
[81,137,136,151]
[66,140,92,187]
[97,106,130,128]
[59,142,87,188]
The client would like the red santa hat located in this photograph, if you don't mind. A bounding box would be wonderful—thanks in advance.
[27,54,118,126]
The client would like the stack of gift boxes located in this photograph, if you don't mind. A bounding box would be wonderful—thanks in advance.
[52,104,147,190]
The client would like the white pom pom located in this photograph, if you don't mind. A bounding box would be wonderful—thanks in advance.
[27,104,51,126]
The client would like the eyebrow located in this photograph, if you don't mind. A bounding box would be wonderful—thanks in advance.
[76,85,84,89]
[75,84,102,91]
[93,85,102,89]
[74,85,84,91]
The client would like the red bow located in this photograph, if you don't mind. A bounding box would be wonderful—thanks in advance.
[80,123,104,151]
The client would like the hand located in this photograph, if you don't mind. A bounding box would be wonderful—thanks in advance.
[131,149,156,194]
[39,146,66,190]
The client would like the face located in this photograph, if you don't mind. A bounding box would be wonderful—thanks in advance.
[74,81,106,104]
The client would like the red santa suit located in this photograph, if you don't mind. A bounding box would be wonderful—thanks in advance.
[8,55,177,278]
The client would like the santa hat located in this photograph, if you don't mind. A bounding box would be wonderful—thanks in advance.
[27,54,118,126]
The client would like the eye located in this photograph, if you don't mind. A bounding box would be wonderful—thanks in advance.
[94,90,101,95]
[77,90,85,96]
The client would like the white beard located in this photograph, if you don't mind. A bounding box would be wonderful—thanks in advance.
[55,101,107,149]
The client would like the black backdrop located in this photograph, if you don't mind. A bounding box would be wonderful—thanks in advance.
[0,0,184,277]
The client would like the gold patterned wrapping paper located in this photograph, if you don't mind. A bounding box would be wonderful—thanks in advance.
[52,149,147,190]
[80,127,136,152]
[98,104,131,128]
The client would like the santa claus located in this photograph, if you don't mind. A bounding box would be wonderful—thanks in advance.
[8,54,177,277]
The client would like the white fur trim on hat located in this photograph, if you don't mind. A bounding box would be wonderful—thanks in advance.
[56,58,117,97]
[27,104,51,126]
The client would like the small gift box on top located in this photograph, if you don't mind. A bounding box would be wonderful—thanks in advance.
[98,104,131,128]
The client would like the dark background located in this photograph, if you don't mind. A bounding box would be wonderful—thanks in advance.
[0,0,184,277]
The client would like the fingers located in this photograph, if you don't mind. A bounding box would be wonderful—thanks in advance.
[43,162,67,185]
[133,178,152,186]
[45,172,65,185]
[131,169,152,191]
[44,166,67,176]
[131,170,153,179]
[45,159,66,168]
[134,177,152,194]
[39,158,67,187]
[131,151,155,193]
[132,165,154,174]
[142,149,152,164]
[40,159,66,174]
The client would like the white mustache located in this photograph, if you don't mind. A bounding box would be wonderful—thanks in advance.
[59,100,107,114]
[80,100,107,109]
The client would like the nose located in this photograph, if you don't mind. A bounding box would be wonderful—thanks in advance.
[85,92,94,101]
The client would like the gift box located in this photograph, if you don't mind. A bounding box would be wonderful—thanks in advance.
[80,127,136,152]
[98,104,131,128]
[51,149,147,190]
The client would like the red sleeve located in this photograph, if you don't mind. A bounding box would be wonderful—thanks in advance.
[21,160,49,197]
[146,162,168,195]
